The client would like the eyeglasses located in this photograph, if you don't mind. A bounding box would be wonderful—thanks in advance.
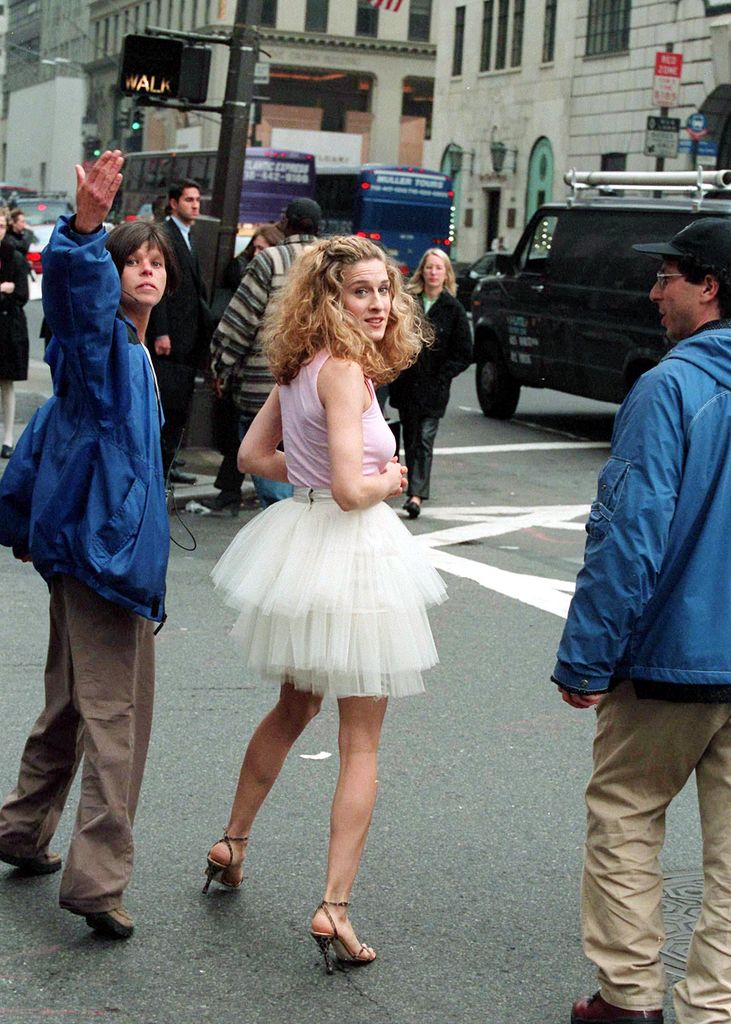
[655,272,684,290]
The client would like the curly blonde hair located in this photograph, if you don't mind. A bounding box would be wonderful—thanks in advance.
[263,235,429,385]
[407,248,457,297]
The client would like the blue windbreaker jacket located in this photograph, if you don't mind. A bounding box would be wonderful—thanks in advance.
[554,323,731,694]
[0,217,169,621]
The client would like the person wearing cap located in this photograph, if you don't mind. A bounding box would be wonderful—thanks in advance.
[553,216,731,1024]
[209,198,321,508]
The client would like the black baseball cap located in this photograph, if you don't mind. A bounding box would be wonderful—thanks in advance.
[633,217,731,270]
[284,198,322,226]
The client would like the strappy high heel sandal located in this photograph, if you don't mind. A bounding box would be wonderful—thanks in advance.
[309,900,377,975]
[202,832,249,894]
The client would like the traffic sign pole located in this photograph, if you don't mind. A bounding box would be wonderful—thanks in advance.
[655,44,675,176]
[209,0,262,292]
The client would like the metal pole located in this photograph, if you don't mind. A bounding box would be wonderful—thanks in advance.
[653,43,673,197]
[209,0,261,291]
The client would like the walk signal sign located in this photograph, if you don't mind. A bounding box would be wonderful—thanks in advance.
[120,34,182,98]
[119,34,211,104]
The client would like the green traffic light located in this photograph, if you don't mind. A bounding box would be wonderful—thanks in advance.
[131,120,141,131]
[93,148,101,157]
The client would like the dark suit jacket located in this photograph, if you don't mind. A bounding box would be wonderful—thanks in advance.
[148,218,213,369]
[389,290,473,419]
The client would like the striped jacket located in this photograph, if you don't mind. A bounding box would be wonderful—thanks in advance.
[209,234,316,414]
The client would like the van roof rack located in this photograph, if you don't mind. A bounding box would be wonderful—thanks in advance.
[564,168,731,210]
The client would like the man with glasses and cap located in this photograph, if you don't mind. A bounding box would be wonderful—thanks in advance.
[552,218,731,1024]
[209,197,321,509]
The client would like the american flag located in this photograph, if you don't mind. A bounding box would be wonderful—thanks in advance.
[368,0,404,10]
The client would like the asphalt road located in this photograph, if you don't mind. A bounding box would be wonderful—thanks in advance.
[0,302,701,1024]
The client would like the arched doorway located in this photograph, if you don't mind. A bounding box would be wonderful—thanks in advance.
[525,137,554,222]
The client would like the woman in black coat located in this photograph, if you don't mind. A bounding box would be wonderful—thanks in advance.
[0,209,30,458]
[389,248,472,518]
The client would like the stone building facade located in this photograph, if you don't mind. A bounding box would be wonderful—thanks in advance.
[429,0,731,262]
[85,0,436,167]
[1,0,436,191]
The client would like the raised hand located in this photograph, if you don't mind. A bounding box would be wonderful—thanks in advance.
[74,150,124,233]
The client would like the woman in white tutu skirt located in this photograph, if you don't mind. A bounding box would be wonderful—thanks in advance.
[203,236,446,973]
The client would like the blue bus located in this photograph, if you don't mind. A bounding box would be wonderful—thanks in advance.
[351,165,454,273]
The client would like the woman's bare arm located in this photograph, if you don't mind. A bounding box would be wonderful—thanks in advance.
[237,387,289,482]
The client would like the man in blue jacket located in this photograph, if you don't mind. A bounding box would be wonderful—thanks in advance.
[0,151,176,939]
[554,217,731,1023]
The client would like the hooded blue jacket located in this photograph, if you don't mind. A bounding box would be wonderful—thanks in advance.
[554,322,731,694]
[0,217,169,621]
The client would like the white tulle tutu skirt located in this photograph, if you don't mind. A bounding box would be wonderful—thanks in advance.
[211,487,447,698]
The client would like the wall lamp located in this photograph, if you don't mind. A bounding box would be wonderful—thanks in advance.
[442,141,475,176]
[490,126,518,174]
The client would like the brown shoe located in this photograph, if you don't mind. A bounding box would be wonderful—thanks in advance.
[572,993,663,1023]
[0,847,62,875]
[85,906,134,939]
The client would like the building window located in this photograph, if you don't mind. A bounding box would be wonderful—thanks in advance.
[452,6,465,76]
[543,0,557,62]
[402,76,434,139]
[586,0,630,56]
[480,1,494,71]
[261,0,277,26]
[408,0,432,41]
[356,0,378,37]
[243,0,276,24]
[495,0,509,69]
[305,0,328,32]
[601,152,626,171]
[511,0,524,66]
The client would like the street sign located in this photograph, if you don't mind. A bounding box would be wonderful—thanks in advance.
[652,51,683,108]
[686,112,709,141]
[644,115,680,158]
[678,138,718,156]
[119,34,182,98]
[254,61,270,85]
[119,35,212,104]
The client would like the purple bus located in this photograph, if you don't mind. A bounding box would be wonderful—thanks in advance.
[119,147,316,235]
[239,149,315,226]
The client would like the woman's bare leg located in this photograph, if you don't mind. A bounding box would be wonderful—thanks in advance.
[310,695,388,958]
[208,682,322,878]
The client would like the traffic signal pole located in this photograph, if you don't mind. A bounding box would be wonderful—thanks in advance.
[209,0,261,292]
[128,0,262,292]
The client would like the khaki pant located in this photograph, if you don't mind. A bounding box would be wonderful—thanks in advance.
[0,575,155,913]
[583,681,731,1023]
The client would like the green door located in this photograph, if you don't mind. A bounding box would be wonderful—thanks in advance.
[526,137,554,223]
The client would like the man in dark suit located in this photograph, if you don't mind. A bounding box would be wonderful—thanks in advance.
[148,178,214,483]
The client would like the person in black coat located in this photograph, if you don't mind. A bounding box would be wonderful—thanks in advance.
[6,209,31,261]
[389,248,472,518]
[147,178,215,482]
[0,209,29,458]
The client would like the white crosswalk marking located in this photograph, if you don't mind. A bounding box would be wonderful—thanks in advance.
[416,505,590,619]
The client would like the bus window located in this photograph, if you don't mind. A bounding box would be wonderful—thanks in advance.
[315,170,358,235]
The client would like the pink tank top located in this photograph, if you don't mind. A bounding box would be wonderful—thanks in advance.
[279,349,396,489]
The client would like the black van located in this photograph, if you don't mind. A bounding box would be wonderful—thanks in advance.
[472,191,731,418]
